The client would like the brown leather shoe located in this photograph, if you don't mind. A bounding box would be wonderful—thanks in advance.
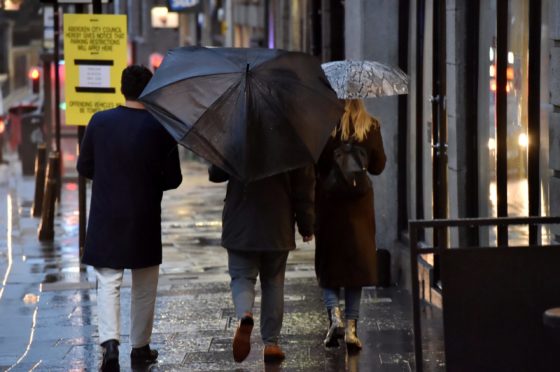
[263,344,285,363]
[232,313,254,362]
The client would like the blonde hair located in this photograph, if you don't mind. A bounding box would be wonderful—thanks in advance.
[333,99,379,141]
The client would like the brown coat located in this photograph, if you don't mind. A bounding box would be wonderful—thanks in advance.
[314,124,386,288]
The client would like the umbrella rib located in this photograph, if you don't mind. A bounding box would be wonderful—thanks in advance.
[143,102,189,138]
[149,47,268,93]
[180,77,245,179]
[145,72,241,95]
[187,76,243,131]
[250,77,317,162]
[145,99,239,176]
[180,128,241,180]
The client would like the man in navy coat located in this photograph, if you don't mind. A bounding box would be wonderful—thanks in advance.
[77,65,182,371]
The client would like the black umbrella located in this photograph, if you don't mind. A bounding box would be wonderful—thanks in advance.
[139,46,343,183]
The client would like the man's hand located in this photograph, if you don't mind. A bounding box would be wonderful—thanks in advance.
[302,235,314,243]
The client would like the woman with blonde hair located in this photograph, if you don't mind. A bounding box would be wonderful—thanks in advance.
[314,98,386,351]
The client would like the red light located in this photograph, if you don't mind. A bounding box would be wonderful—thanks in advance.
[150,53,164,70]
[29,67,41,94]
[0,118,4,134]
[65,183,78,191]
[29,67,40,80]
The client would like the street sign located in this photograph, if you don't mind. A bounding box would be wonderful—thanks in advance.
[167,0,201,13]
[63,14,127,125]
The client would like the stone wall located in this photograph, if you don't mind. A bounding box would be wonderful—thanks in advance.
[549,1,560,241]
[345,0,400,280]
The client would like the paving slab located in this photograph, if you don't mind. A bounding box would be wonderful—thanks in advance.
[0,153,444,371]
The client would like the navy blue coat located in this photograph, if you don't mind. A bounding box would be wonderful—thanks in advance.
[77,106,182,269]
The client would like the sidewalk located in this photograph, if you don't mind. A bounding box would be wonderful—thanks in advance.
[0,155,444,371]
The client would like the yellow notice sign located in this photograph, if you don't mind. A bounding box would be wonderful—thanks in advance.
[63,14,127,125]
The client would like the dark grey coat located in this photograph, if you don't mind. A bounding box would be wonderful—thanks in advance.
[77,106,182,269]
[209,165,315,252]
[314,124,386,288]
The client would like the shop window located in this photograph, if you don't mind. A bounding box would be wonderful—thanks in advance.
[478,0,552,246]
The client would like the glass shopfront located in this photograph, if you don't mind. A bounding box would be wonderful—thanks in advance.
[478,0,551,246]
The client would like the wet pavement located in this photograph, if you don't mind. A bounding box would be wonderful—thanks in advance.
[0,151,444,371]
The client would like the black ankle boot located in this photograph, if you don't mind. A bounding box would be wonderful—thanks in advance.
[130,344,158,364]
[100,339,119,372]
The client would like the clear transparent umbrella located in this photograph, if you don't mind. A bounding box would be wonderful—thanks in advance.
[321,60,409,99]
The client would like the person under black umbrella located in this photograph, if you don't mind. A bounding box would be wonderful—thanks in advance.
[208,163,315,364]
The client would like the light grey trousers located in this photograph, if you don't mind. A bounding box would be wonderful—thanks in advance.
[227,250,289,345]
[95,265,159,348]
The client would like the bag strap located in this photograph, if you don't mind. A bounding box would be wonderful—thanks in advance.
[347,141,368,170]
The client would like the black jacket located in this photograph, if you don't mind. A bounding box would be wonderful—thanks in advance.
[77,106,182,269]
[209,165,315,252]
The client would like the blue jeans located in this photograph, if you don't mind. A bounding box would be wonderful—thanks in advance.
[227,249,290,345]
[322,287,362,320]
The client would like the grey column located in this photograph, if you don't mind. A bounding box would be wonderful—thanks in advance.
[344,0,400,265]
[549,1,560,242]
[445,0,468,246]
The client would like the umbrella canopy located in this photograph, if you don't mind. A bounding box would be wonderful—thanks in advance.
[321,60,409,99]
[139,46,343,183]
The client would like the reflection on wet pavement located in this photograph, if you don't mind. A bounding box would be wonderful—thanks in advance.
[0,157,445,371]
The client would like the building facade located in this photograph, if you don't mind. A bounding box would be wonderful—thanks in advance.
[227,0,560,290]
[342,0,560,293]
[0,1,43,108]
[3,1,558,293]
